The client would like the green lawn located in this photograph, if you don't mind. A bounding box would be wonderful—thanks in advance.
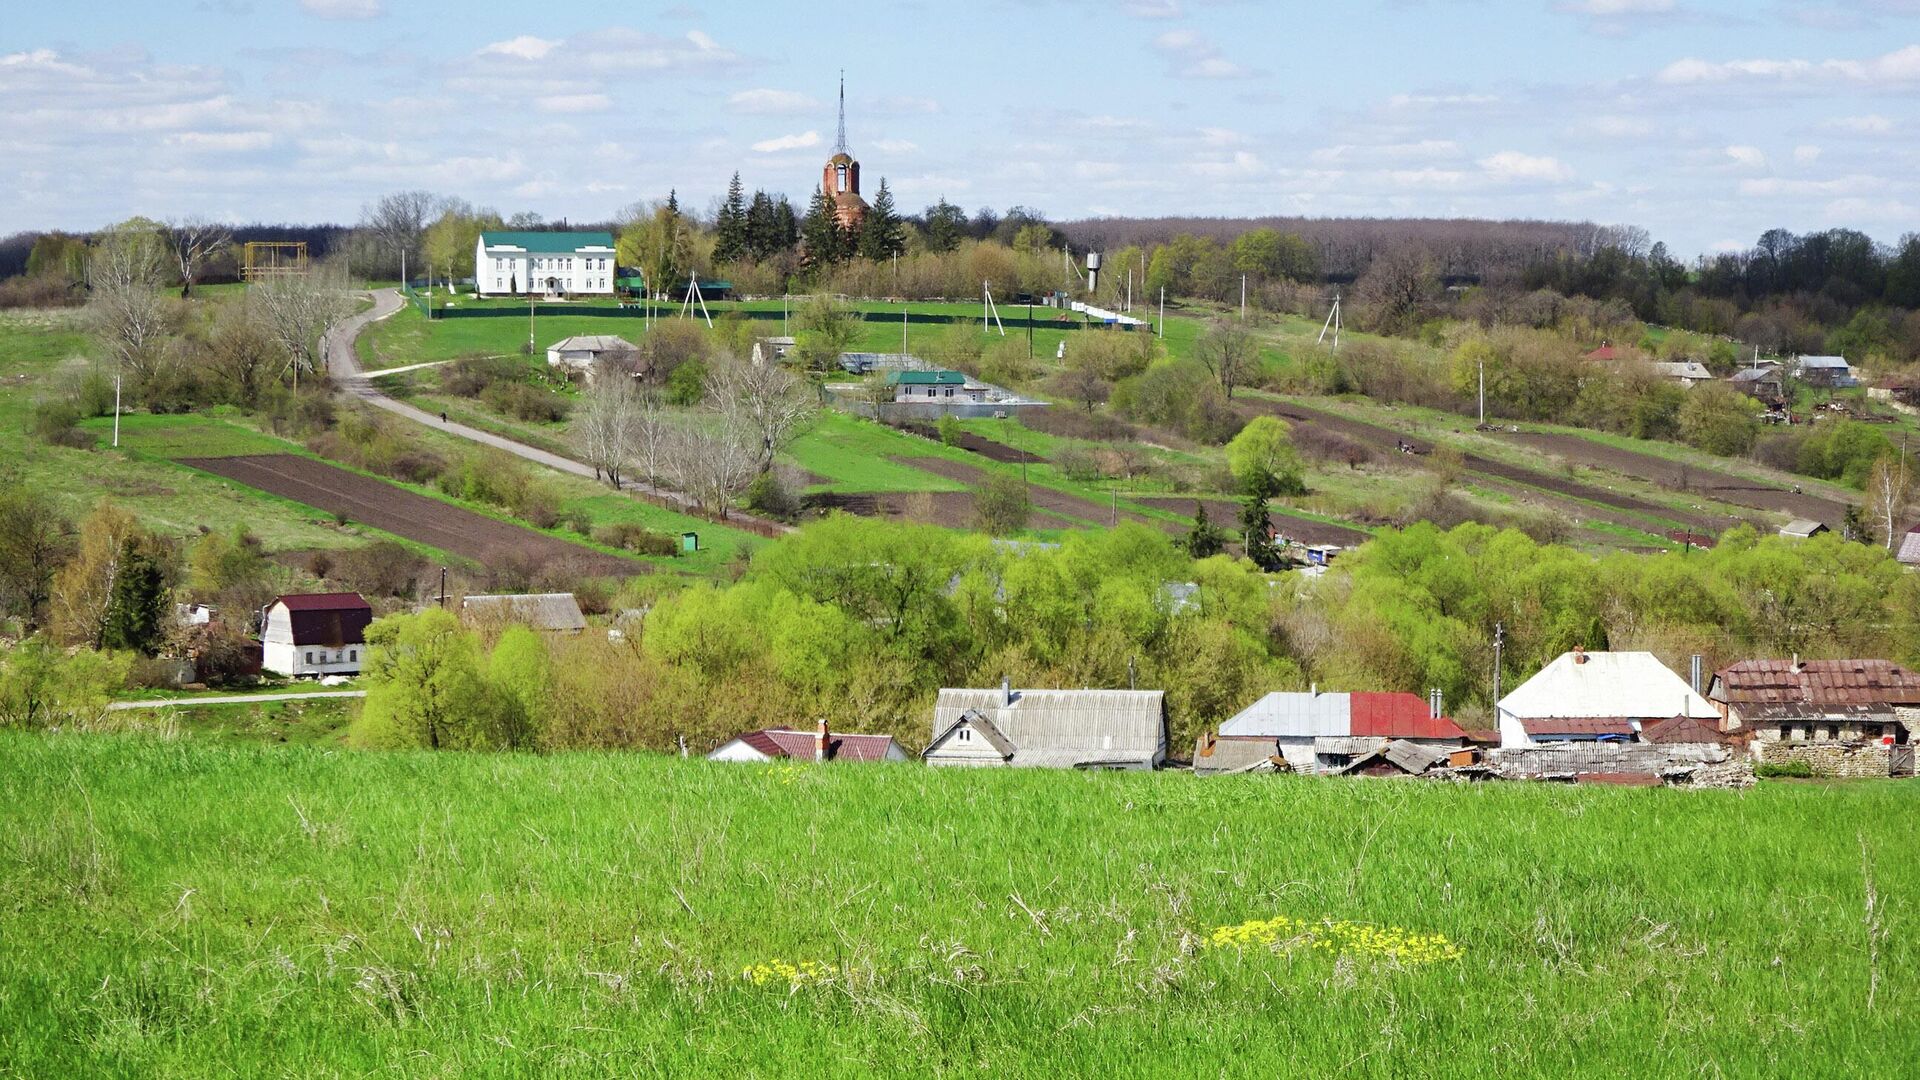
[2,732,1916,1075]
[783,410,971,493]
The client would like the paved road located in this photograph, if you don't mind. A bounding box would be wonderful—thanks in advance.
[325,289,787,532]
[108,690,366,711]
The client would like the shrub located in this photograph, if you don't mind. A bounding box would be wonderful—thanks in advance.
[744,471,801,521]
[1757,760,1815,779]
[974,474,1031,536]
[592,522,680,556]
[559,508,594,535]
[331,541,425,598]
[482,381,571,423]
[31,400,90,448]
[937,415,961,447]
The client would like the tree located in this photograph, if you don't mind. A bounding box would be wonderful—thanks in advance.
[1052,363,1111,413]
[86,217,174,382]
[744,189,782,259]
[616,201,696,300]
[1238,470,1285,571]
[1183,502,1226,558]
[858,179,906,262]
[50,503,154,649]
[422,203,501,290]
[974,474,1031,536]
[0,637,130,731]
[664,412,758,518]
[0,481,73,628]
[360,190,437,279]
[165,216,231,298]
[205,301,286,406]
[574,373,639,487]
[1225,415,1306,495]
[924,198,966,254]
[251,263,352,387]
[715,173,750,263]
[706,358,817,475]
[1868,454,1910,551]
[99,539,170,655]
[354,608,499,750]
[801,186,849,269]
[790,294,858,371]
[1677,383,1761,457]
[1352,245,1438,335]
[487,624,550,750]
[1195,319,1258,399]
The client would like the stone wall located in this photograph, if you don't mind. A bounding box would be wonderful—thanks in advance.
[1755,740,1891,779]
[1491,743,1729,776]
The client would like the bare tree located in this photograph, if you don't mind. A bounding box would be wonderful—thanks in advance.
[166,215,231,298]
[251,264,352,389]
[86,218,174,381]
[663,414,758,518]
[574,372,639,487]
[705,358,817,474]
[1868,455,1910,551]
[629,388,674,491]
[1195,319,1258,399]
[360,190,438,279]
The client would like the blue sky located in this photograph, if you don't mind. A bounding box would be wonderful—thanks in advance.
[5,0,1919,257]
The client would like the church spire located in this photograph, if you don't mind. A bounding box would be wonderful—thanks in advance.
[834,70,848,156]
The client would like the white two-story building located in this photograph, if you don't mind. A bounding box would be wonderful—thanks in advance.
[474,231,618,298]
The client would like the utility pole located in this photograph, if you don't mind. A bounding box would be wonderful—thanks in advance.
[1027,297,1034,359]
[902,302,908,354]
[1240,274,1246,320]
[439,567,447,609]
[1111,488,1118,526]
[1158,287,1165,339]
[1492,622,1505,710]
[112,372,121,448]
[1478,356,1485,426]
[528,288,536,353]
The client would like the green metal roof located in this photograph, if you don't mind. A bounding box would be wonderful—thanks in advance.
[886,370,967,385]
[479,231,615,253]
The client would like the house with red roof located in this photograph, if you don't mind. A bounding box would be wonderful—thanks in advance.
[260,592,373,677]
[708,721,910,764]
[1196,688,1468,775]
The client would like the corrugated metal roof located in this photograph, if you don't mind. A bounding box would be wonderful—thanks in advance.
[461,593,587,632]
[930,688,1165,766]
[1899,527,1920,566]
[1349,692,1465,740]
[1638,715,1728,744]
[480,230,616,252]
[1192,735,1284,776]
[1219,691,1351,737]
[548,335,634,353]
[1651,361,1713,380]
[886,370,966,385]
[1710,658,1920,706]
[1521,718,1639,736]
[733,728,903,762]
[1780,519,1827,537]
[1797,354,1850,369]
[1499,651,1718,721]
[275,592,369,612]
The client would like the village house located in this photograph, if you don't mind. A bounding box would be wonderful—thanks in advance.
[1196,689,1467,776]
[460,593,587,634]
[1896,525,1920,566]
[1496,648,1719,748]
[708,721,910,763]
[1707,658,1920,744]
[1792,354,1856,388]
[1649,360,1715,388]
[474,231,617,298]
[260,592,373,678]
[545,335,636,376]
[886,369,990,404]
[1779,519,1829,539]
[1728,364,1786,403]
[923,684,1167,769]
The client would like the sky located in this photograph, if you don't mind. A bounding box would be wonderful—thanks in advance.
[5,0,1920,258]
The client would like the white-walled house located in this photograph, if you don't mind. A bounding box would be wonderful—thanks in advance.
[1496,648,1718,748]
[260,593,373,678]
[475,231,617,298]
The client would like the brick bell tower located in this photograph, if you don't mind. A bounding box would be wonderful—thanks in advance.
[822,72,867,230]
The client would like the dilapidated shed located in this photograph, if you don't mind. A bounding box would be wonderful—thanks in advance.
[925,685,1167,769]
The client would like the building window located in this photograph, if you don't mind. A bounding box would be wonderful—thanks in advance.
[349,648,357,662]
[304,651,313,664]
[1823,723,1840,741]
[1778,724,1790,741]
[958,728,973,743]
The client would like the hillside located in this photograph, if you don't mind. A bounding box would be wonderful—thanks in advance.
[2,733,1914,1076]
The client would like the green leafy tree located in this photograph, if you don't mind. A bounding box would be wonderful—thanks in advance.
[924,198,966,254]
[51,503,169,650]
[1678,383,1762,457]
[715,172,750,263]
[0,481,74,627]
[487,624,550,750]
[1225,415,1306,495]
[354,608,500,750]
[0,637,131,730]
[975,474,1032,537]
[858,179,906,261]
[790,294,858,371]
[422,204,501,290]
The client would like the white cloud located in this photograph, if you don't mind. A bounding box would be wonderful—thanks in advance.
[299,0,381,18]
[1657,44,1920,85]
[1823,196,1919,222]
[872,138,918,154]
[537,93,611,113]
[164,130,273,151]
[1577,114,1657,138]
[1383,92,1499,112]
[1793,144,1823,164]
[751,130,820,153]
[1478,150,1576,183]
[1310,140,1463,165]
[728,88,817,114]
[1826,113,1895,133]
[1558,0,1674,11]
[1724,144,1767,168]
[1737,174,1888,196]
[478,36,559,61]
[1124,0,1182,16]
[869,95,940,114]
[1151,29,1250,79]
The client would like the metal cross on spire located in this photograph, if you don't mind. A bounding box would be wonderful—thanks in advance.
[834,70,849,156]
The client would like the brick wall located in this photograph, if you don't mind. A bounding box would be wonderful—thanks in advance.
[1755,740,1891,779]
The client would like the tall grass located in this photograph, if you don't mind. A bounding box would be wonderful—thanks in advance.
[0,732,1913,1075]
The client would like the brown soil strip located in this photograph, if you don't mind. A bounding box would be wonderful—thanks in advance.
[1135,497,1371,546]
[805,490,1076,531]
[894,457,1178,531]
[180,454,646,576]
[1493,430,1851,523]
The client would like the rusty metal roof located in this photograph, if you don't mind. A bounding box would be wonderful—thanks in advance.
[1349,692,1466,740]
[735,729,904,762]
[1521,718,1638,737]
[1710,659,1920,706]
[1639,715,1728,745]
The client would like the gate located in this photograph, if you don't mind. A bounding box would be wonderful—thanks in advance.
[1892,746,1915,778]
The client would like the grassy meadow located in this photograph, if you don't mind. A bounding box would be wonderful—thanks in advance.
[1,731,1913,1076]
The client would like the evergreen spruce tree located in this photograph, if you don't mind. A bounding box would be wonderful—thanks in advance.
[924,197,965,254]
[801,187,847,271]
[714,172,749,263]
[858,178,906,261]
[745,190,778,259]
[774,196,800,252]
[1238,470,1285,571]
[1183,502,1226,559]
[665,188,680,216]
[99,539,169,655]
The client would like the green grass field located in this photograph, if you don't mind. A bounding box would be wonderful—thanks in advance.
[1,732,1914,1075]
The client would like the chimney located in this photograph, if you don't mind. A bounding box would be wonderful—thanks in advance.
[1573,646,1587,665]
[815,719,830,762]
[1429,687,1443,720]
[1689,654,1703,695]
[1791,652,1802,674]
[1310,682,1318,697]
[1002,676,1012,706]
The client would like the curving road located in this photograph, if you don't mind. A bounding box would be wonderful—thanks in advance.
[109,690,365,711]
[323,289,787,532]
